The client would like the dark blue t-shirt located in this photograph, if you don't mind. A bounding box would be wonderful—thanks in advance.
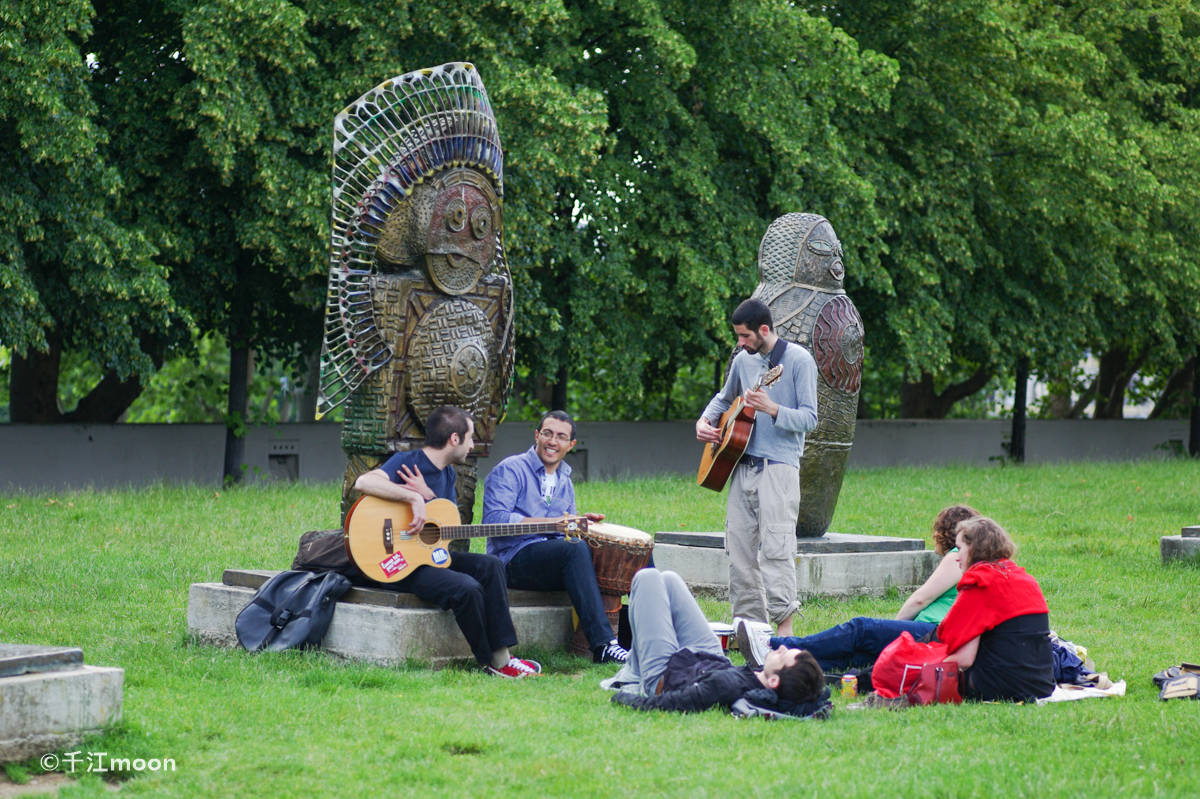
[376,450,457,503]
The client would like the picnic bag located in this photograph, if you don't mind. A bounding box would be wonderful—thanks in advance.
[235,569,351,652]
[872,631,962,704]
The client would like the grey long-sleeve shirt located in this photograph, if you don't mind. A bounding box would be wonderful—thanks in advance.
[701,341,818,468]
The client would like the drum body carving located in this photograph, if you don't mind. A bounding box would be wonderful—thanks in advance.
[570,522,654,655]
[581,522,654,595]
[317,64,514,526]
[752,213,864,537]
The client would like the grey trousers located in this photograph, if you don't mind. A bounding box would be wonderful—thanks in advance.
[622,569,725,696]
[725,461,800,625]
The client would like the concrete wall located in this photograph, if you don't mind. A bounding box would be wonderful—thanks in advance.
[0,417,1190,492]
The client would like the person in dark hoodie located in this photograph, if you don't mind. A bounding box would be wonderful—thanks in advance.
[607,569,826,714]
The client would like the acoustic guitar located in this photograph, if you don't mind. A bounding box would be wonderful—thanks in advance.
[343,495,587,583]
[696,364,784,491]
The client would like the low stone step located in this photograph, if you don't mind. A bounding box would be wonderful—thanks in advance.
[0,645,123,763]
[187,572,576,667]
[1161,533,1200,564]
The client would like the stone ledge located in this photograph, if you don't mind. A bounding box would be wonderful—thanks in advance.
[0,665,124,763]
[1161,535,1200,564]
[653,543,939,600]
[654,531,928,553]
[221,569,571,609]
[187,580,575,667]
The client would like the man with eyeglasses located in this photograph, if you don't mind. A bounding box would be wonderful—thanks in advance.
[482,410,629,663]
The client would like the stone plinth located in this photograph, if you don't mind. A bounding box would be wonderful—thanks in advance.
[187,570,577,667]
[0,646,124,763]
[1161,525,1200,564]
[653,531,938,599]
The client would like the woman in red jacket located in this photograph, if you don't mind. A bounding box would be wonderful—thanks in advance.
[939,517,1055,701]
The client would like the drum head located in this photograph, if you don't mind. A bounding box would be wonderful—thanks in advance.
[587,522,651,544]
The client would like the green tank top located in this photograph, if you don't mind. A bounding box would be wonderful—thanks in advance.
[913,548,958,624]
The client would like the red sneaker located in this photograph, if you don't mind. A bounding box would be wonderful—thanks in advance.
[485,656,542,678]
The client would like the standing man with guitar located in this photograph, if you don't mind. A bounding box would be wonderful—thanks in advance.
[353,405,541,678]
[696,299,818,637]
[482,410,630,664]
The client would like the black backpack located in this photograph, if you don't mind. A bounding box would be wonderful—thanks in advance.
[235,570,352,652]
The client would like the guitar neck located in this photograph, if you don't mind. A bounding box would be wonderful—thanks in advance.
[436,521,570,541]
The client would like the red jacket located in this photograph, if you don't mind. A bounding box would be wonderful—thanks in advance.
[937,559,1049,653]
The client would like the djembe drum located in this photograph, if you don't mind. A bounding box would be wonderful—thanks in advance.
[571,522,654,655]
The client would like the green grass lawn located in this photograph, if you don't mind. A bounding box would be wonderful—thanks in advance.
[2,460,1198,798]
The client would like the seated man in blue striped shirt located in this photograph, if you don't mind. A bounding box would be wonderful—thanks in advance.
[482,410,628,664]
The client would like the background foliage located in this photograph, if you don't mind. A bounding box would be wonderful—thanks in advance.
[2,0,1199,424]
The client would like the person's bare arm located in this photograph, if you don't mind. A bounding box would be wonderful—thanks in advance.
[944,635,980,669]
[896,551,962,620]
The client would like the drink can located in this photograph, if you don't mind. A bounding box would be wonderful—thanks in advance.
[841,673,858,699]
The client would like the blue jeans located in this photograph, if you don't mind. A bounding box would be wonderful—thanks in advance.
[504,538,612,650]
[771,617,936,671]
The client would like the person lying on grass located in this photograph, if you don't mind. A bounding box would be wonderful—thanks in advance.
[607,568,826,714]
[738,504,980,671]
[937,516,1055,702]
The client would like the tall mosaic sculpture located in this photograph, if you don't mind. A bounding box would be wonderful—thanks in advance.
[317,63,514,524]
[752,213,864,536]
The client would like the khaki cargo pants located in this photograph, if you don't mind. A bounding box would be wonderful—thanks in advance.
[725,460,800,625]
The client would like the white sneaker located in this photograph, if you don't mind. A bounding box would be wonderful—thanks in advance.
[734,617,772,668]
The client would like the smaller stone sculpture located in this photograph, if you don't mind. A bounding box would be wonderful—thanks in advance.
[752,213,864,536]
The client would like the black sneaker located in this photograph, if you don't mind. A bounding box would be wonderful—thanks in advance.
[593,638,629,664]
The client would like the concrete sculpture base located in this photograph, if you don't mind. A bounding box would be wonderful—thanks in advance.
[653,531,939,599]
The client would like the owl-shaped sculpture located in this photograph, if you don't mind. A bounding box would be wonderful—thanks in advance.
[752,214,863,536]
[317,63,514,524]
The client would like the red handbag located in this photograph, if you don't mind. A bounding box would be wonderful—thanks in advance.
[872,631,963,704]
[900,661,962,705]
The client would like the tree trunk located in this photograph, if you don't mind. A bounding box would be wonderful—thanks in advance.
[898,367,992,418]
[1009,357,1028,462]
[63,371,147,423]
[1190,348,1200,458]
[551,362,568,412]
[1149,355,1196,419]
[223,344,252,485]
[299,350,321,422]
[1093,348,1148,419]
[9,334,63,422]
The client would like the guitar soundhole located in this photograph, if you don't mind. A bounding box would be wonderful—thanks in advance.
[419,525,441,546]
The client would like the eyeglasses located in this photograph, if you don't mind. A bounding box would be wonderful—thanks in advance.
[537,429,573,444]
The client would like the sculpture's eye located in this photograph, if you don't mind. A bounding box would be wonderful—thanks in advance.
[808,239,833,256]
[470,206,492,239]
[445,198,467,232]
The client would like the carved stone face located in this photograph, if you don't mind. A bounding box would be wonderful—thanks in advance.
[425,170,500,295]
[794,218,844,289]
[374,167,501,295]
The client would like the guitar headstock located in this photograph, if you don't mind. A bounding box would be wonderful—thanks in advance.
[760,364,784,388]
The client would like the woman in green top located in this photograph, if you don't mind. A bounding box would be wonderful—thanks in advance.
[737,505,980,670]
[896,504,976,623]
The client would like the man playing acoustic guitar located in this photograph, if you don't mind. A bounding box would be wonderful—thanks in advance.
[354,405,541,678]
[695,299,818,638]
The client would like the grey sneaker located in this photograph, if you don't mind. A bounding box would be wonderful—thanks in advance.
[734,618,772,668]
